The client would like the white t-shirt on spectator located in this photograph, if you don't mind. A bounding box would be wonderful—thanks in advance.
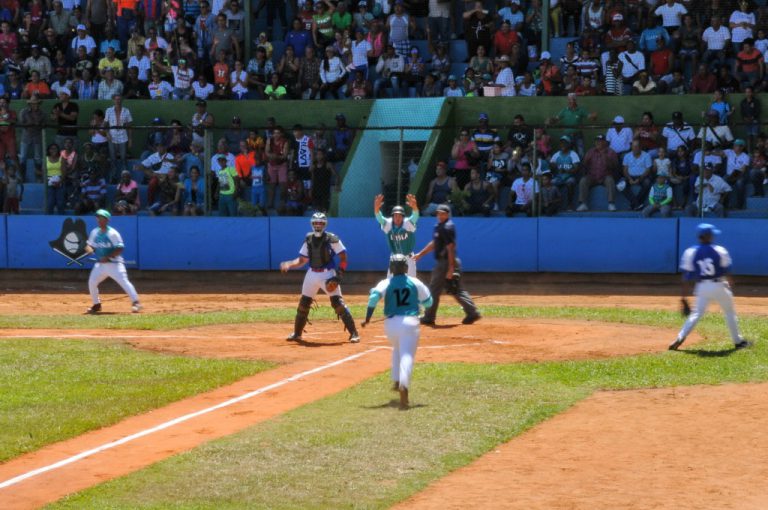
[701,26,731,50]
[142,151,177,174]
[511,177,536,205]
[618,50,645,79]
[193,81,215,100]
[71,35,97,54]
[662,122,695,151]
[230,70,248,94]
[606,127,633,154]
[654,2,687,28]
[723,149,750,176]
[729,10,755,44]
[495,67,516,96]
[351,40,372,68]
[696,125,734,146]
[172,66,195,89]
[128,55,151,81]
[693,174,731,209]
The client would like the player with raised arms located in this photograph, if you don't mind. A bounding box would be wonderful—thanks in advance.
[362,254,433,409]
[374,193,420,277]
[280,212,361,343]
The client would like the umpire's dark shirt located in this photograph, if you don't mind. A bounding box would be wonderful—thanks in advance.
[433,219,456,260]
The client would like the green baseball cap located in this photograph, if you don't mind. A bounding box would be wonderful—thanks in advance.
[95,209,111,219]
[734,138,746,146]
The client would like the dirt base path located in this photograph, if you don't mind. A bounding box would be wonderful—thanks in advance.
[395,383,768,510]
[0,318,677,509]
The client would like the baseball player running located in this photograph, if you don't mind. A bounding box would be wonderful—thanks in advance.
[280,212,361,343]
[362,254,433,409]
[374,193,420,277]
[85,209,142,314]
[670,223,752,351]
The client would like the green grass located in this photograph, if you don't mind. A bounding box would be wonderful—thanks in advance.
[46,306,767,510]
[0,339,274,463]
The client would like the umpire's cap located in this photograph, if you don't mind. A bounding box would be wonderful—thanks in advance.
[697,223,721,237]
[391,205,405,215]
[436,204,451,214]
[95,209,111,219]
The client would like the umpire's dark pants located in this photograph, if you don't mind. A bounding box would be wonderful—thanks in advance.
[422,257,479,322]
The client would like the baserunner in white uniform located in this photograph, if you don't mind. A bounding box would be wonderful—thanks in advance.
[85,209,142,314]
[670,223,752,351]
[362,254,433,409]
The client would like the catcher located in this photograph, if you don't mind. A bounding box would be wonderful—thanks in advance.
[280,212,361,343]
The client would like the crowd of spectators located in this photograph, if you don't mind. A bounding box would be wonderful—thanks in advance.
[428,100,768,218]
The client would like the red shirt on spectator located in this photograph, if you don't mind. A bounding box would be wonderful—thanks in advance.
[737,47,762,74]
[493,30,519,57]
[0,31,17,59]
[649,47,673,76]
[213,61,229,87]
[235,151,258,179]
[604,27,632,53]
[690,72,717,94]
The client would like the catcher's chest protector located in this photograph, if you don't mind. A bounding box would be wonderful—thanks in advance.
[306,233,333,268]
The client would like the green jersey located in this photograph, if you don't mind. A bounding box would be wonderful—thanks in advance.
[377,211,419,255]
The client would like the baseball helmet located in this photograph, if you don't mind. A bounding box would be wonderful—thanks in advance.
[391,205,405,216]
[389,254,408,276]
[311,212,328,236]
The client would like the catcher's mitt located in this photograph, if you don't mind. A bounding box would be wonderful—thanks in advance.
[445,272,461,295]
[680,298,691,317]
[325,276,341,292]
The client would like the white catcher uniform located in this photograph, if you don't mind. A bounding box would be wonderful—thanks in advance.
[368,273,432,390]
[675,241,745,347]
[87,226,140,306]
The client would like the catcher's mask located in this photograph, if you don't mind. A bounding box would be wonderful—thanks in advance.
[311,212,328,237]
[389,254,408,276]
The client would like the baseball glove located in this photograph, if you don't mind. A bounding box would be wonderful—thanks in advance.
[680,298,691,317]
[325,276,341,293]
[445,272,460,295]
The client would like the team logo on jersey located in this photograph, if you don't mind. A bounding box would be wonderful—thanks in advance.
[50,218,88,266]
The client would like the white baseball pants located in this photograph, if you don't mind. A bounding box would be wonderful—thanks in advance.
[301,268,342,297]
[385,315,420,390]
[89,262,140,305]
[678,280,743,344]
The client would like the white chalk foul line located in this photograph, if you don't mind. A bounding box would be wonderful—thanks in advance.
[0,346,386,491]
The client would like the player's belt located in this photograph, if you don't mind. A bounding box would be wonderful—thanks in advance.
[700,278,725,283]
[310,267,329,272]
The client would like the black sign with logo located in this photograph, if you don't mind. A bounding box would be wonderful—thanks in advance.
[49,218,88,266]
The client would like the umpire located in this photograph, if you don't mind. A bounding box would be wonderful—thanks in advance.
[413,204,481,326]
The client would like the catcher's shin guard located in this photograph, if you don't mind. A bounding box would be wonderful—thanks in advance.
[294,295,313,336]
[330,295,357,334]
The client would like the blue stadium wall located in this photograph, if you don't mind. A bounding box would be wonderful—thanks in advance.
[2,216,766,275]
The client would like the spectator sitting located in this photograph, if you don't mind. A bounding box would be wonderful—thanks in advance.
[690,63,718,94]
[171,58,195,99]
[147,70,174,99]
[319,45,347,99]
[348,69,372,98]
[639,15,669,52]
[247,46,274,98]
[671,145,693,207]
[538,171,561,216]
[264,72,288,99]
[641,174,673,218]
[98,46,124,78]
[256,31,274,60]
[463,166,494,217]
[2,162,23,214]
[735,38,762,90]
[443,74,464,96]
[621,139,653,210]
[127,45,151,82]
[606,115,632,159]
[113,170,140,215]
[278,45,301,98]
[686,162,731,217]
[697,110,734,149]
[71,24,97,58]
[507,163,535,217]
[666,70,687,95]
[486,141,513,193]
[422,160,457,215]
[716,65,740,94]
[123,66,149,98]
[97,67,124,99]
[691,142,724,175]
[192,73,214,100]
[135,141,179,204]
[99,25,121,56]
[22,70,51,99]
[662,111,695,153]
[723,138,750,209]
[183,166,206,216]
[75,170,107,215]
[23,44,51,81]
[632,71,657,95]
[149,167,182,216]
[577,134,619,212]
[230,59,249,99]
[72,68,98,99]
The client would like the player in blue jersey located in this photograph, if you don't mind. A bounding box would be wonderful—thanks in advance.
[670,223,752,351]
[362,254,433,409]
[85,209,142,314]
[374,193,420,277]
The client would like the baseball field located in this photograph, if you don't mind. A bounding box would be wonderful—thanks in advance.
[0,271,767,509]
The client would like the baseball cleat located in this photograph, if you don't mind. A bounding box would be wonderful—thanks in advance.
[86,303,102,314]
[419,317,435,326]
[286,333,303,342]
[608,203,617,212]
[399,387,409,410]
[391,381,400,392]
[735,339,753,350]
[131,302,142,313]
[349,332,361,343]
[462,314,481,325]
[668,337,685,350]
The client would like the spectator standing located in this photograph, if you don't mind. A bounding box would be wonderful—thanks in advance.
[309,147,337,212]
[606,115,633,159]
[183,166,205,215]
[45,142,67,215]
[50,88,79,149]
[299,45,322,99]
[171,58,194,99]
[671,145,693,207]
[723,138,750,209]
[654,0,686,32]
[330,113,354,162]
[740,86,760,150]
[471,112,500,167]
[312,0,336,47]
[547,93,596,156]
[701,16,730,69]
[427,0,451,44]
[642,174,673,217]
[729,0,755,53]
[285,18,312,57]
[194,1,216,63]
[387,0,414,57]
[374,43,405,97]
[621,140,653,210]
[265,126,290,210]
[463,1,492,61]
[18,95,45,182]
[104,94,132,182]
[549,135,580,210]
[223,0,246,44]
[2,163,23,214]
[577,134,619,212]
